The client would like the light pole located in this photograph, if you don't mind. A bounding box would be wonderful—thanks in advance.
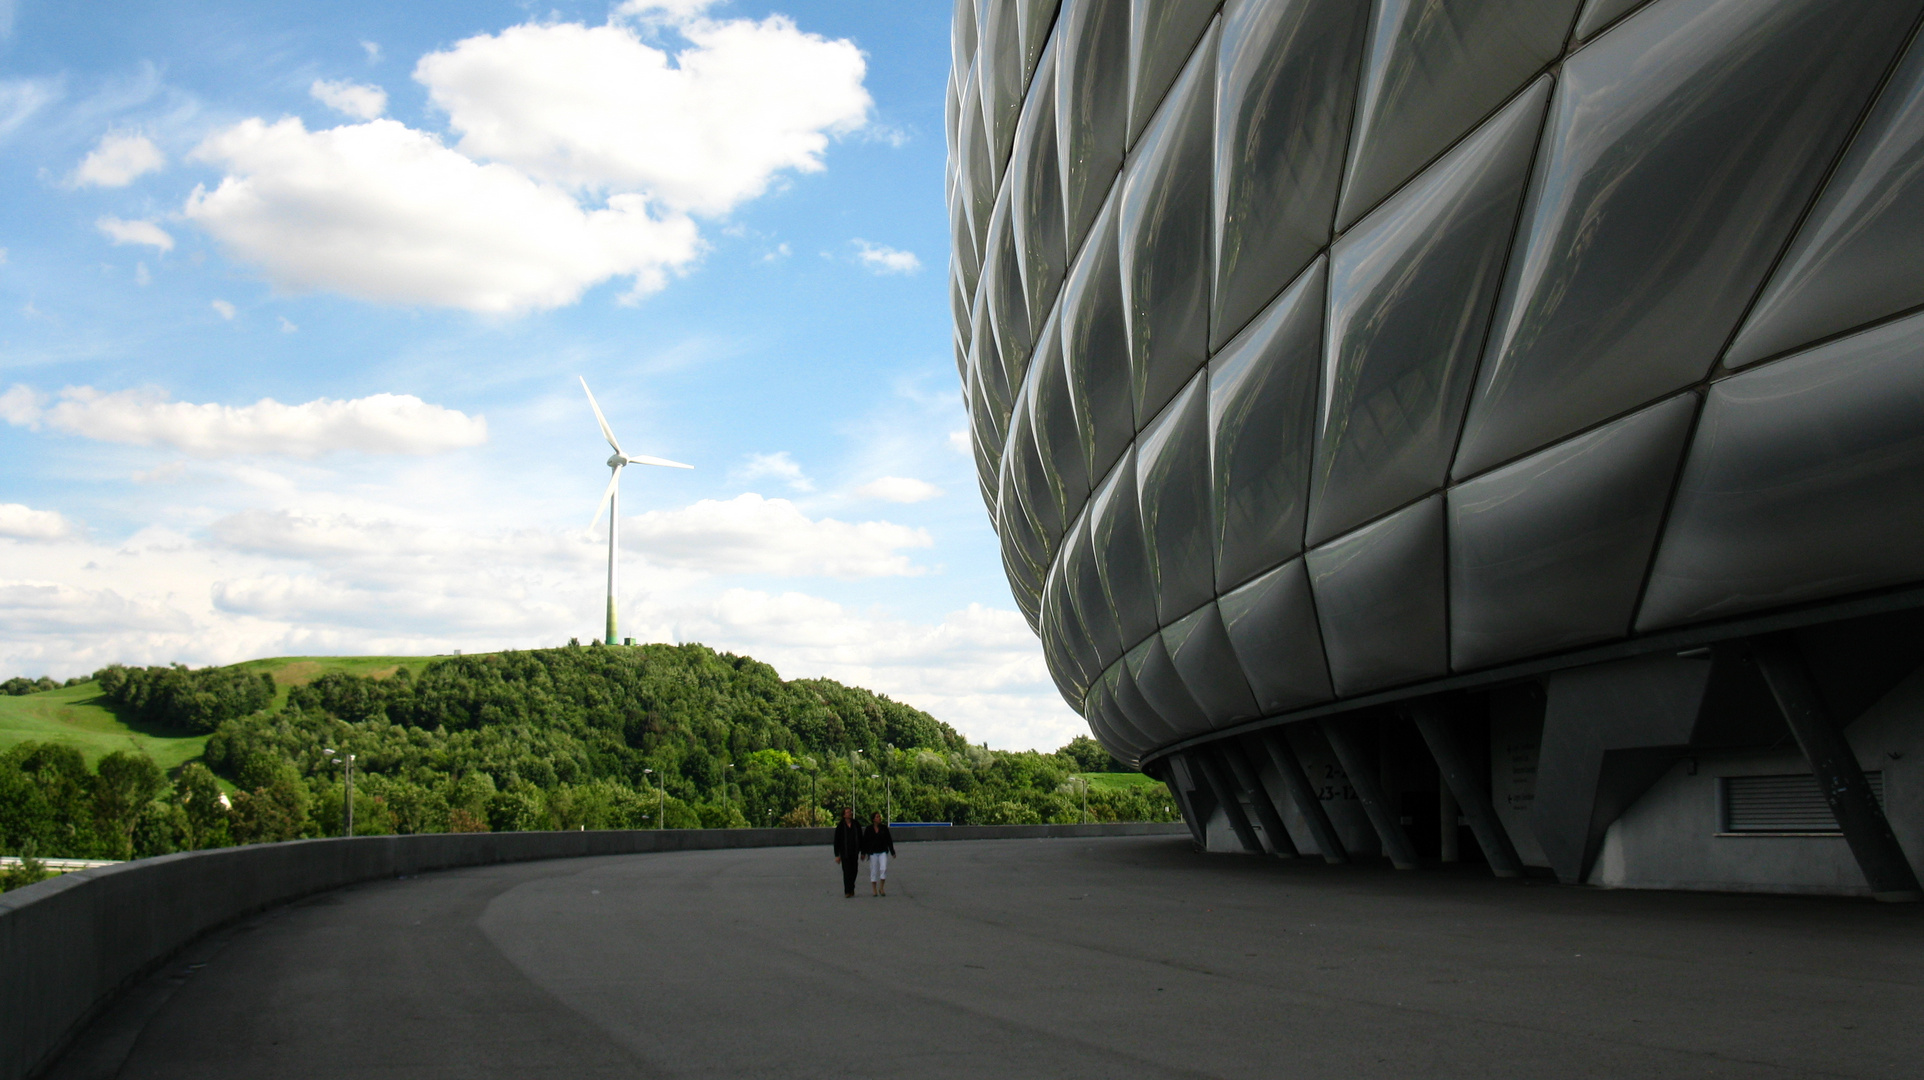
[645,768,662,829]
[322,749,355,837]
[723,763,734,827]
[851,749,863,819]
[1070,775,1088,824]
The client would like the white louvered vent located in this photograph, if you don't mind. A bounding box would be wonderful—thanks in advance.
[1722,772,1885,834]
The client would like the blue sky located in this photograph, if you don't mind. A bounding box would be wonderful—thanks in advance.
[0,0,1081,749]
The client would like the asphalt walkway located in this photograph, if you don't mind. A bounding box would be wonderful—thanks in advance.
[49,837,1923,1079]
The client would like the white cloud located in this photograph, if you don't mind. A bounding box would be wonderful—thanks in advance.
[361,40,382,63]
[414,14,870,215]
[2,385,488,457]
[310,78,387,120]
[626,493,931,578]
[734,450,813,492]
[0,77,60,141]
[184,117,699,313]
[0,503,72,541]
[852,239,919,274]
[97,216,174,252]
[854,476,941,503]
[134,261,151,286]
[210,298,236,320]
[73,132,165,187]
[615,0,721,18]
[947,429,971,454]
[278,315,298,333]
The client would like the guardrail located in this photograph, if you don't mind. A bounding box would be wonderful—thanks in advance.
[0,822,1186,1080]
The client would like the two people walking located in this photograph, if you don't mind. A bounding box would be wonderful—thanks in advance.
[832,807,896,898]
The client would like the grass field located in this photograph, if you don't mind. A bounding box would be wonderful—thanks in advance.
[0,654,444,771]
[0,683,209,770]
[1074,771,1168,792]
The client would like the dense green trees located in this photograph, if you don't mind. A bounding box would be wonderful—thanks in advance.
[0,643,1176,875]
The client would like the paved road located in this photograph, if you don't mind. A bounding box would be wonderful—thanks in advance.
[50,837,1923,1079]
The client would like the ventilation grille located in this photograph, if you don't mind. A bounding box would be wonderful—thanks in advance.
[1722,772,1885,834]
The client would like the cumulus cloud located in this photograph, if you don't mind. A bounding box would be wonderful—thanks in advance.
[0,503,72,541]
[415,14,870,215]
[852,239,919,274]
[626,493,930,577]
[361,41,382,63]
[210,299,236,319]
[72,132,165,187]
[184,118,699,313]
[310,78,387,120]
[2,385,487,457]
[734,450,812,492]
[97,216,174,252]
[853,476,941,503]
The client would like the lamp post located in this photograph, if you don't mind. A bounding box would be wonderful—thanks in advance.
[1069,775,1088,824]
[851,749,863,819]
[322,749,354,837]
[723,763,734,828]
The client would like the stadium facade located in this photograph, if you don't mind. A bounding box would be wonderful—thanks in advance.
[949,0,1924,898]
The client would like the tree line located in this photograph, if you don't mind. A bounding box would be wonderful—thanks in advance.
[1,643,1171,878]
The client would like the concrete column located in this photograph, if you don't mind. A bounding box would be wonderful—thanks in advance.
[1158,757,1210,849]
[1219,741,1299,858]
[1257,729,1348,864]
[1408,702,1524,878]
[1319,719,1419,870]
[1440,785,1460,864]
[1192,750,1264,854]
[1752,635,1922,903]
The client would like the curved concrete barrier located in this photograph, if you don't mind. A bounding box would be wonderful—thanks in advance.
[0,822,1185,1079]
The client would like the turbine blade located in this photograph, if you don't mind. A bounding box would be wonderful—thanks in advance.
[578,376,623,456]
[623,454,694,470]
[589,466,621,528]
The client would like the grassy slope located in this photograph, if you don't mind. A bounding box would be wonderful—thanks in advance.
[1076,772,1168,792]
[0,655,441,770]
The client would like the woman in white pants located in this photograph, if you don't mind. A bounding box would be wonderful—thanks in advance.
[862,811,896,896]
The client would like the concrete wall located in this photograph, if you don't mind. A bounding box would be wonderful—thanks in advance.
[0,822,1184,1080]
[1590,670,1924,896]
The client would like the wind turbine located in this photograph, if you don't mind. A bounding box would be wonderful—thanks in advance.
[581,376,691,645]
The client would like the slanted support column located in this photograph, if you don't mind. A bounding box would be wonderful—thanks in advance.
[1319,719,1419,870]
[1407,702,1523,878]
[1440,785,1460,864]
[1752,635,1923,903]
[1219,741,1299,858]
[1158,757,1209,849]
[1192,750,1264,854]
[1257,729,1347,863]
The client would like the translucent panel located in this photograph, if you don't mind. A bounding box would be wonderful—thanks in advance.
[1136,371,1215,623]
[1061,191,1136,482]
[1308,78,1550,545]
[957,63,994,262]
[951,191,981,302]
[1305,494,1447,696]
[1162,601,1262,725]
[1572,0,1652,41]
[1218,557,1335,713]
[1001,537,1044,632]
[1726,34,1924,369]
[1019,0,1062,89]
[1336,0,1577,233]
[997,450,1050,605]
[1083,684,1133,759]
[1088,448,1160,650]
[1449,392,1699,669]
[1119,23,1216,428]
[945,67,961,177]
[1006,380,1064,555]
[1064,508,1126,668]
[1011,44,1068,342]
[1639,311,1924,631]
[983,185,1035,398]
[953,0,980,83]
[1125,631,1213,739]
[979,0,1026,177]
[1210,258,1324,592]
[1056,0,1131,256]
[1127,0,1218,146]
[969,289,1012,462]
[1212,0,1369,350]
[1115,644,1183,745]
[950,256,973,358]
[1041,556,1098,693]
[1453,0,1918,480]
[1029,312,1092,535]
[1088,666,1151,758]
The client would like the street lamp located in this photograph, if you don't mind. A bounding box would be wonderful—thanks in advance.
[851,749,863,819]
[1068,775,1089,824]
[322,749,354,837]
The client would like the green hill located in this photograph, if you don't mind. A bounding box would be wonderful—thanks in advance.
[2,643,1172,867]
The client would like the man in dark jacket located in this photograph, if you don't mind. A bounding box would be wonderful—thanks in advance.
[862,811,896,897]
[832,807,863,898]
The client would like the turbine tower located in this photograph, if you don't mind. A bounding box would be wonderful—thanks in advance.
[581,376,692,645]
